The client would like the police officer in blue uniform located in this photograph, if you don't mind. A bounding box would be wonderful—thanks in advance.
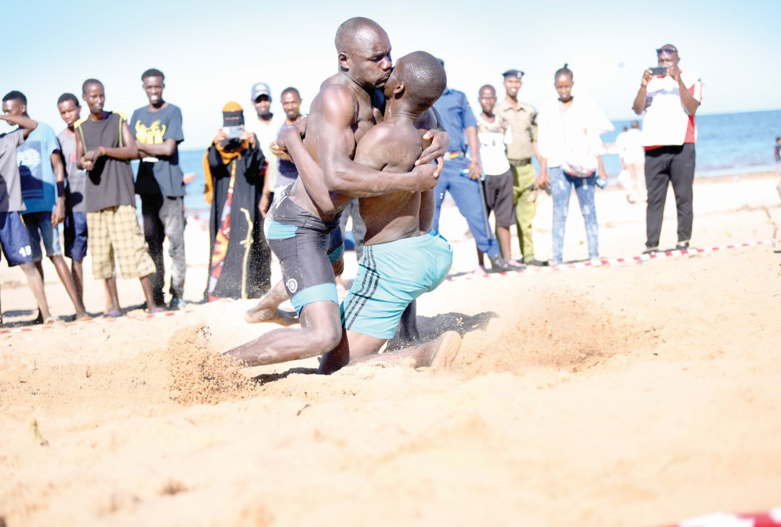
[432,60,515,273]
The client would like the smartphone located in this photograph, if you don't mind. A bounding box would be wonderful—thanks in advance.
[649,66,668,76]
[596,176,608,189]
[224,125,243,139]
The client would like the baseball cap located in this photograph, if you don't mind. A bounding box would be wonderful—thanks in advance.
[251,82,271,101]
[502,69,524,79]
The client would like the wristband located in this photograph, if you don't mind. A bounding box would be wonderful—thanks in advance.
[99,146,107,156]
[57,181,66,198]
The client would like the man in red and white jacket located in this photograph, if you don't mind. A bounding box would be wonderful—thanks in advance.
[632,44,704,253]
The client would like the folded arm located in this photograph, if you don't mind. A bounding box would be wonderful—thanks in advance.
[138,138,177,157]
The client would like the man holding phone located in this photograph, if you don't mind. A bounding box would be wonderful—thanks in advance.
[632,44,704,253]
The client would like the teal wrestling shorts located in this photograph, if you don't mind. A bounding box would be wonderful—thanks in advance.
[340,230,453,340]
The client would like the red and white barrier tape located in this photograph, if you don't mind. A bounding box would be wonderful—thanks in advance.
[0,308,194,337]
[447,239,778,282]
[655,507,781,527]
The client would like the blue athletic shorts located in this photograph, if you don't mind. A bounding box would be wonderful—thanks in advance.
[0,211,33,267]
[264,187,344,313]
[23,211,63,261]
[64,211,88,261]
[341,231,453,340]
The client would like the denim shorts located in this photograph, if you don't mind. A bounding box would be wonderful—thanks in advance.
[23,211,62,261]
[64,211,88,261]
[0,211,33,267]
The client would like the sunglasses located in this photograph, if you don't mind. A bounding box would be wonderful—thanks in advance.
[656,47,677,54]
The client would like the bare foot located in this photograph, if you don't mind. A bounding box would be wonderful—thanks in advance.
[244,303,299,326]
[429,331,462,372]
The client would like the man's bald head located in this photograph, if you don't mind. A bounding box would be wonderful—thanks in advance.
[334,17,388,55]
[389,51,447,114]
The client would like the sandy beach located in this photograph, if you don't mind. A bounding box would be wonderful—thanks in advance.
[1,173,780,527]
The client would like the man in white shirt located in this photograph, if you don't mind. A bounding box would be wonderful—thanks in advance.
[246,82,282,217]
[632,44,704,253]
[475,85,519,270]
[615,121,645,204]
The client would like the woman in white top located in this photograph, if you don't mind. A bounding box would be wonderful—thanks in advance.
[536,64,612,265]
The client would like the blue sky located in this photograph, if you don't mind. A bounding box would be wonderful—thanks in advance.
[3,0,778,148]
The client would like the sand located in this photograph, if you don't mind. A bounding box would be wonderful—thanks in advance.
[1,173,780,527]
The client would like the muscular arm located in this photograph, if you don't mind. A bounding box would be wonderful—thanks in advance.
[632,86,648,116]
[677,78,700,115]
[50,151,66,224]
[414,106,448,168]
[466,126,481,179]
[103,122,139,160]
[315,85,436,197]
[0,114,37,138]
[137,138,177,157]
[75,129,86,170]
[633,70,653,115]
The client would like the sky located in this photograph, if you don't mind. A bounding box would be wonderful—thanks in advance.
[3,0,779,148]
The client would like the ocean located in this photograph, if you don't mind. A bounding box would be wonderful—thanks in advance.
[171,109,781,214]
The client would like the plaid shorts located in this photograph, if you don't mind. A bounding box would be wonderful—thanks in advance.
[86,205,155,280]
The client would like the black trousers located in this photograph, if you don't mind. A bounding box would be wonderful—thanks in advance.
[644,144,695,249]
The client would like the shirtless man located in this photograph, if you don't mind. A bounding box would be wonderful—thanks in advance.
[226,18,447,366]
[314,51,458,373]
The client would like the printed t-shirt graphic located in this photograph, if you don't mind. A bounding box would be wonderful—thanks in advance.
[17,123,59,213]
[129,104,185,197]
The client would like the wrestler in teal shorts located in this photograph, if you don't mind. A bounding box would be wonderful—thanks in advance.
[341,230,453,340]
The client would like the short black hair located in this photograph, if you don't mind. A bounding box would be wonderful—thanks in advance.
[397,51,447,114]
[142,68,165,81]
[57,93,79,106]
[2,90,27,105]
[555,63,573,81]
[280,87,301,99]
[335,17,385,54]
[82,78,104,94]
[478,84,495,95]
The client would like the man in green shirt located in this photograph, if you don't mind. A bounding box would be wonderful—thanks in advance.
[493,69,546,266]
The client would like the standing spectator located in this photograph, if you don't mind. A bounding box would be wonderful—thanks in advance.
[56,93,91,308]
[537,64,612,265]
[202,102,268,300]
[0,113,55,323]
[494,69,545,266]
[130,68,187,310]
[74,79,160,316]
[774,137,781,201]
[432,60,514,274]
[2,91,87,321]
[615,121,646,204]
[245,82,280,217]
[272,87,305,192]
[474,85,516,266]
[632,44,704,253]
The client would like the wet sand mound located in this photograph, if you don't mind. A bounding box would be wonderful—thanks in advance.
[166,325,260,405]
[458,291,654,376]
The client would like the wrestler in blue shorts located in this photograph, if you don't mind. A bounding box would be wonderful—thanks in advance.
[341,230,452,340]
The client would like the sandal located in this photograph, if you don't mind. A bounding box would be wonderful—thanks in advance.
[103,309,123,318]
[43,317,57,325]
